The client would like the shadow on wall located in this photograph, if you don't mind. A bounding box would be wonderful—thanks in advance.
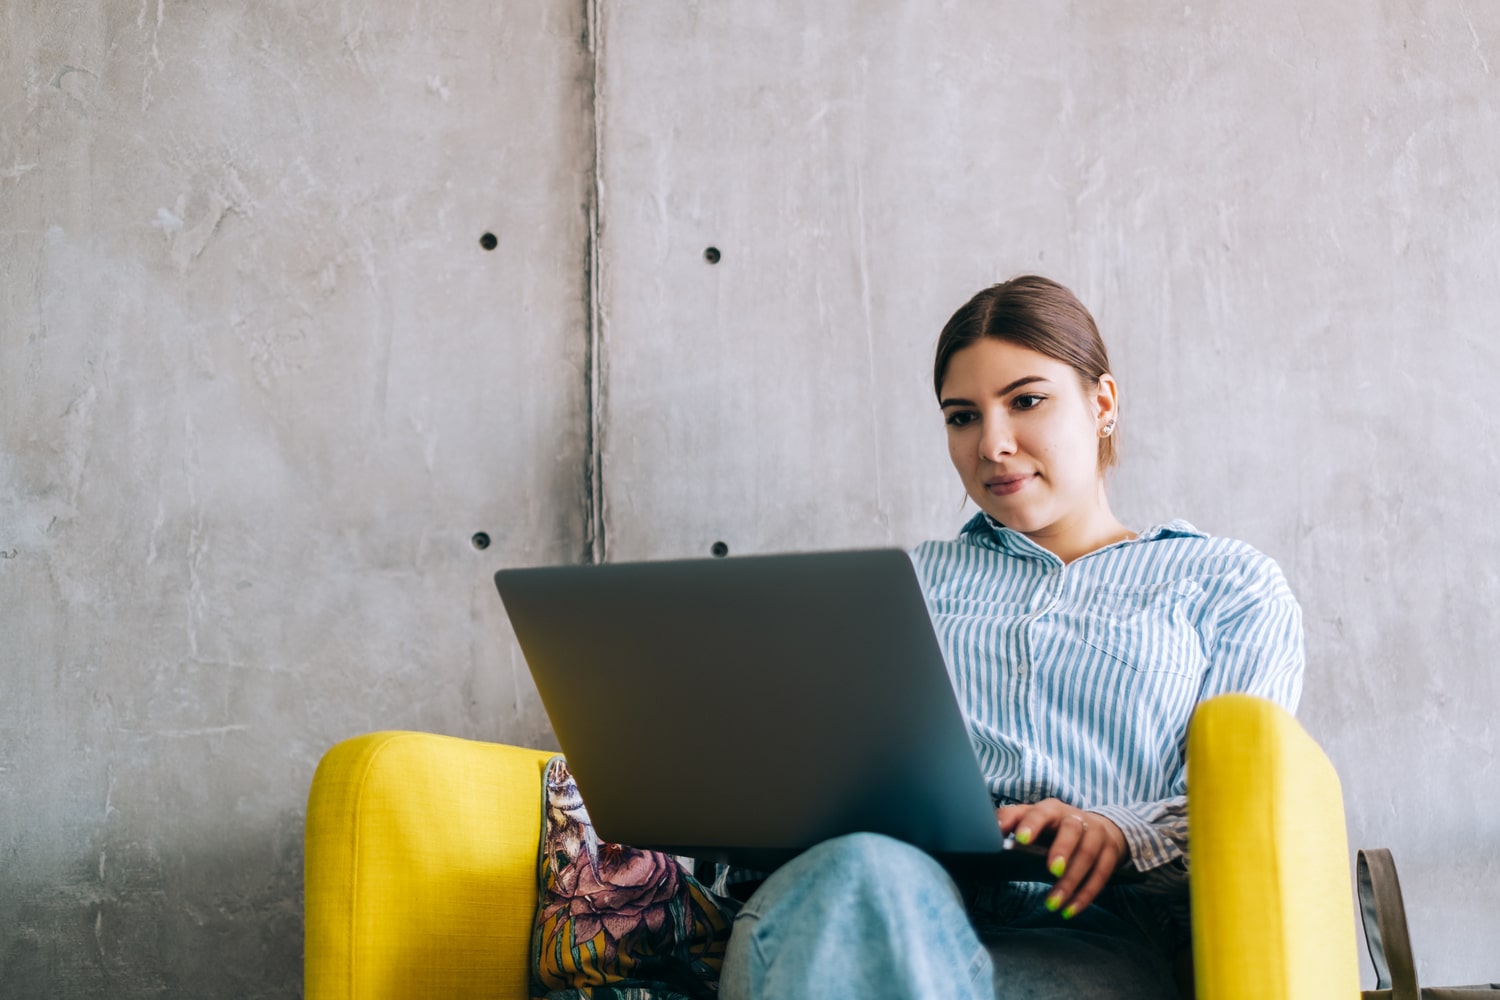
[1,811,304,998]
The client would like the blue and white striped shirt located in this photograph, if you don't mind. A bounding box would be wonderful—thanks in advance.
[911,512,1304,876]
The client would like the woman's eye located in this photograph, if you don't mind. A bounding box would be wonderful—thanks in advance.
[1012,394,1046,411]
[944,410,978,427]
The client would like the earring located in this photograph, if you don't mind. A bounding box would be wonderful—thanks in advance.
[1101,420,1116,437]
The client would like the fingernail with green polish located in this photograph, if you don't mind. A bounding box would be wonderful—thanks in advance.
[1045,894,1062,912]
[1062,905,1078,920]
[1048,857,1066,878]
[1016,827,1033,845]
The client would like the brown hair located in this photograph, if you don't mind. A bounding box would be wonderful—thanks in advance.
[933,275,1118,469]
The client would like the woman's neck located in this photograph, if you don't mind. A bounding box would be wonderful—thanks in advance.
[1019,499,1134,565]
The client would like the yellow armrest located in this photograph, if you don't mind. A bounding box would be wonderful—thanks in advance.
[1188,694,1360,1000]
[305,732,553,1000]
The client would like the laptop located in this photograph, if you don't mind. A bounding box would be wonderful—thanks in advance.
[495,548,1053,878]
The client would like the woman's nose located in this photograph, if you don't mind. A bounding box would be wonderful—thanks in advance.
[980,422,1016,461]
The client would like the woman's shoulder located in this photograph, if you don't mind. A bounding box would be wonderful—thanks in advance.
[1137,520,1280,565]
[1133,521,1295,599]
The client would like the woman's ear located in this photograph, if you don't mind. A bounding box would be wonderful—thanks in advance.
[1093,373,1119,426]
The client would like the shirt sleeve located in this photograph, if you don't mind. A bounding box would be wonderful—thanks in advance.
[1095,550,1305,872]
[1090,797,1188,872]
[1193,550,1304,713]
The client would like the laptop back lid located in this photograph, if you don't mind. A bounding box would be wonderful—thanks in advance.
[495,548,1006,869]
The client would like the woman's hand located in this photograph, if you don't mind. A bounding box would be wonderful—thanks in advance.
[996,798,1129,919]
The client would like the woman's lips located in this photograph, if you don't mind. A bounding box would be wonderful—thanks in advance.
[984,473,1034,497]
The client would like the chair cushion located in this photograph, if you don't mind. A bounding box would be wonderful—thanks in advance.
[532,757,739,1000]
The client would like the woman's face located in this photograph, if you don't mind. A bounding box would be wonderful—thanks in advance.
[939,338,1117,543]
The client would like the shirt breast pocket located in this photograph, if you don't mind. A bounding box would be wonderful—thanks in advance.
[1077,579,1205,678]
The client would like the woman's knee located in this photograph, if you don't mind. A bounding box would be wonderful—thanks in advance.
[724,834,990,1000]
[745,832,963,919]
[801,831,948,881]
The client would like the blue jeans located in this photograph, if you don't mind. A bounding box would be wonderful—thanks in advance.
[718,833,1181,1000]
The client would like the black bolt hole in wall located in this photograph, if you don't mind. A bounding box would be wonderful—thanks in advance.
[703,246,721,264]
[479,232,498,251]
[471,532,491,550]
[711,541,729,558]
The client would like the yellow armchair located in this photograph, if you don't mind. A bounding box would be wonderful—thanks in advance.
[304,732,554,1000]
[305,695,1360,1000]
[1188,693,1361,999]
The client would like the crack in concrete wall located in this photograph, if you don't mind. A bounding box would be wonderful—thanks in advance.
[583,0,607,566]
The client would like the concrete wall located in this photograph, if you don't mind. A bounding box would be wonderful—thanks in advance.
[2,1,593,993]
[3,0,1496,994]
[597,3,1500,979]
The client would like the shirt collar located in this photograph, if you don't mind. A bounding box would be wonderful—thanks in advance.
[959,512,1207,554]
[1136,519,1207,541]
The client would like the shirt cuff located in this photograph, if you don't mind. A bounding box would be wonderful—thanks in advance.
[1090,797,1188,873]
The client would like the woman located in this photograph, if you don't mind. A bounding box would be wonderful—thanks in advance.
[717,276,1304,1000]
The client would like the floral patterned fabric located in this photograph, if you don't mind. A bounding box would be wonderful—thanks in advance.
[532,757,740,1000]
